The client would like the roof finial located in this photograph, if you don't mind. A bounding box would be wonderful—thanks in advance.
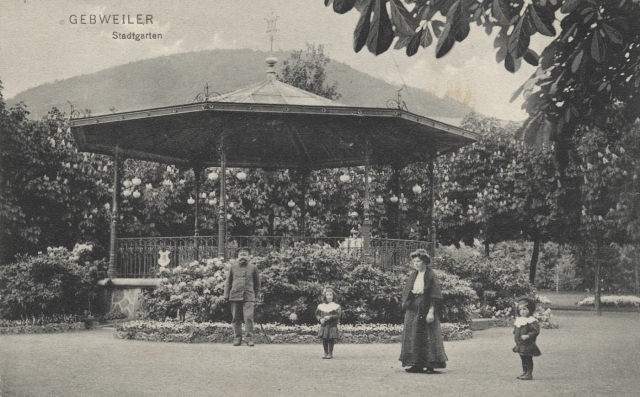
[265,13,279,81]
[265,13,279,54]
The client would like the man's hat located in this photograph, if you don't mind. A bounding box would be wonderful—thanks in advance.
[237,249,250,257]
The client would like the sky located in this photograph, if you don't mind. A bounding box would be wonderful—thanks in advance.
[0,0,552,121]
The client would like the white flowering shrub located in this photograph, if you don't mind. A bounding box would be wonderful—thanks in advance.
[0,244,107,319]
[576,295,640,308]
[143,257,232,322]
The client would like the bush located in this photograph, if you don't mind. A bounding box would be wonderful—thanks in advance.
[258,243,477,325]
[256,243,357,325]
[435,242,536,316]
[0,244,107,319]
[142,243,478,325]
[142,257,230,322]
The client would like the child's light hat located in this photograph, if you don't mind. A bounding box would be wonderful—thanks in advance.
[322,285,336,294]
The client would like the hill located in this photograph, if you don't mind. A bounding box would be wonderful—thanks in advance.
[7,49,474,123]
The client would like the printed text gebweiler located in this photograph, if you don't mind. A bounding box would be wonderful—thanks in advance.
[69,14,153,25]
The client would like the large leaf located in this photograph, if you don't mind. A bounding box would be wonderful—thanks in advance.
[529,5,556,36]
[353,0,374,53]
[333,0,357,13]
[561,0,584,13]
[389,0,419,35]
[436,20,456,58]
[540,41,560,69]
[394,35,412,50]
[523,49,539,66]
[492,0,511,25]
[508,11,531,58]
[453,0,471,42]
[366,0,395,55]
[421,26,434,48]
[590,31,606,62]
[571,49,584,73]
[504,52,516,73]
[510,81,526,102]
[406,28,424,56]
[436,0,467,58]
[432,20,446,38]
[602,23,622,44]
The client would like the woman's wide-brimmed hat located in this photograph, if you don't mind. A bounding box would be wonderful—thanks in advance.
[410,248,431,265]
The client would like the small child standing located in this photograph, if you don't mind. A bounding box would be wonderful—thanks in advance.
[316,286,342,359]
[512,297,541,380]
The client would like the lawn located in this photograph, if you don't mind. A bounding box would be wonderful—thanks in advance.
[538,290,640,311]
[2,310,639,396]
[538,290,591,306]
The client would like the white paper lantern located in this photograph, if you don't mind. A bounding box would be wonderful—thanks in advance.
[208,171,219,181]
[187,197,195,205]
[412,184,422,194]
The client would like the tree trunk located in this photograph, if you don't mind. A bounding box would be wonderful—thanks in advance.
[556,263,560,294]
[484,241,490,258]
[635,253,639,295]
[594,252,602,316]
[529,238,540,285]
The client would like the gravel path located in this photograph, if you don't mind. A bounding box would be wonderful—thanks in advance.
[1,311,639,397]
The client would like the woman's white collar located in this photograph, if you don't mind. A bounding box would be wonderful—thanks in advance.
[514,316,537,327]
[318,302,340,312]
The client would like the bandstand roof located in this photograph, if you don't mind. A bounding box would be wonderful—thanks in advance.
[70,58,478,169]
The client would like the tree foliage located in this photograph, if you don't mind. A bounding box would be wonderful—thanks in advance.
[0,83,112,264]
[323,0,640,156]
[279,43,342,100]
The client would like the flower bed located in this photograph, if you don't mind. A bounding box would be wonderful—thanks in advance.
[114,320,473,344]
[0,322,88,335]
[576,295,640,308]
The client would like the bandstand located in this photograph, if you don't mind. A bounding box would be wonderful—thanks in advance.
[70,57,478,316]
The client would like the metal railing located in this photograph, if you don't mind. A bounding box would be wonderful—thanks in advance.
[115,235,428,278]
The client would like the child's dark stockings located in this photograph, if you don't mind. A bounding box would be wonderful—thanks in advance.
[520,354,533,373]
[322,339,335,359]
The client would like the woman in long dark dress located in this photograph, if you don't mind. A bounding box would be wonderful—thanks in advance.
[399,249,448,373]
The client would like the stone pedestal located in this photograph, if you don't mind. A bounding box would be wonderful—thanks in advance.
[98,278,161,319]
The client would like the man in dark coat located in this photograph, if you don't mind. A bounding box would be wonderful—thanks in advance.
[223,250,261,346]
